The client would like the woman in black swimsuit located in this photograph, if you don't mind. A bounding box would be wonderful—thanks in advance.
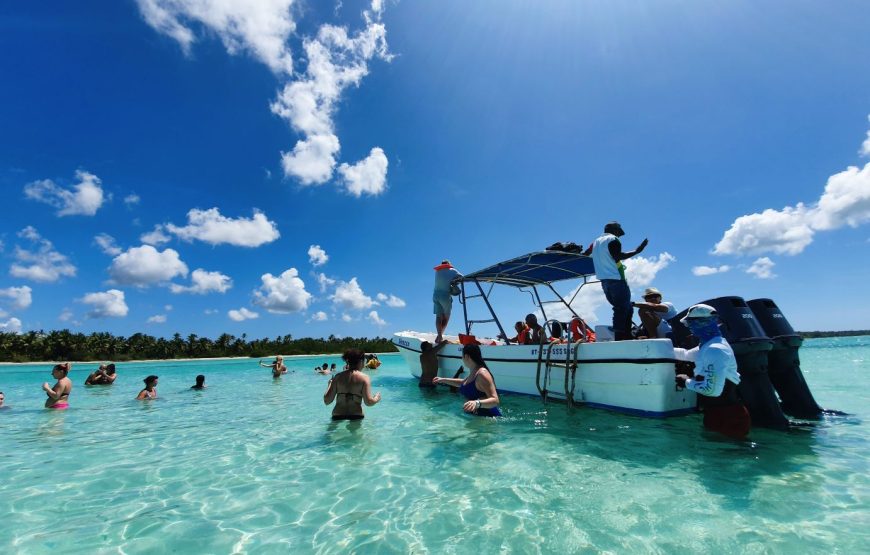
[323,348,381,420]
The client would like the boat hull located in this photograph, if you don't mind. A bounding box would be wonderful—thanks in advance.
[393,332,696,418]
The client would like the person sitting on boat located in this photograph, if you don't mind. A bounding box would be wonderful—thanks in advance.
[525,314,545,345]
[43,363,72,409]
[323,348,381,420]
[674,304,750,439]
[419,340,449,387]
[433,260,462,343]
[549,321,567,344]
[260,356,287,377]
[569,315,596,342]
[84,363,117,385]
[503,321,532,344]
[433,344,501,416]
[632,287,677,339]
[589,221,648,341]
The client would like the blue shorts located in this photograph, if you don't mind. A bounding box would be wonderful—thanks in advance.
[433,296,452,316]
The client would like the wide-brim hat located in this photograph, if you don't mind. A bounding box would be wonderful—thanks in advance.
[643,287,662,298]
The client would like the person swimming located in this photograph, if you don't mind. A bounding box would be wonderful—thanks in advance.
[43,362,72,409]
[136,375,158,400]
[323,348,381,420]
[85,363,117,385]
[260,356,287,378]
[190,375,206,390]
[0,391,7,410]
[316,363,331,375]
[433,344,501,416]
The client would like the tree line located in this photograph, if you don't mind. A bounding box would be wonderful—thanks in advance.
[797,330,870,339]
[0,330,398,363]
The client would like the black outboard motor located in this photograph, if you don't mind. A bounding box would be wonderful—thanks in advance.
[672,296,790,431]
[747,299,823,419]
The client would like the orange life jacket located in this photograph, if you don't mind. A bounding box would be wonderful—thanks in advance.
[571,317,596,343]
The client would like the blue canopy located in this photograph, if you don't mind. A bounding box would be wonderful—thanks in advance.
[460,251,597,287]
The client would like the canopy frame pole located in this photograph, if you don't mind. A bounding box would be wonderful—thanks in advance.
[460,281,470,335]
[475,279,509,342]
[533,286,548,322]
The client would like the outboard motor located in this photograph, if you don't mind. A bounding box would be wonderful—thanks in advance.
[672,296,790,430]
[747,299,823,419]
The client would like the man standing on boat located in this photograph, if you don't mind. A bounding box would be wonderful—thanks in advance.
[589,221,648,341]
[433,259,462,344]
[674,304,750,439]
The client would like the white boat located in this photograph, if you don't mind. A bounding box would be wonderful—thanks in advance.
[393,251,697,418]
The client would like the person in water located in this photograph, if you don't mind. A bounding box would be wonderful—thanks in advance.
[43,362,73,409]
[316,363,330,375]
[84,363,117,385]
[136,375,159,400]
[433,344,501,416]
[323,348,381,420]
[190,375,206,390]
[674,304,750,439]
[0,391,7,410]
[419,340,449,387]
[260,356,287,378]
[330,363,337,373]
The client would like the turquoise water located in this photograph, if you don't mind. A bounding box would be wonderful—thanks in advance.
[1,337,869,554]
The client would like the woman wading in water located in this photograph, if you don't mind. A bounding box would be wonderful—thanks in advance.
[323,348,381,420]
[434,344,501,416]
[43,363,72,409]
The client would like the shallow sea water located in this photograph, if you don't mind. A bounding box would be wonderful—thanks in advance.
[1,337,869,554]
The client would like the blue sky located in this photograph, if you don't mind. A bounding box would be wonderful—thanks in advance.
[1,0,869,339]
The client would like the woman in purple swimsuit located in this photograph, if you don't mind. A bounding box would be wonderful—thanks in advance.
[434,344,501,416]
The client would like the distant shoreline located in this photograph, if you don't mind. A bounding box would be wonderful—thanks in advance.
[0,352,396,367]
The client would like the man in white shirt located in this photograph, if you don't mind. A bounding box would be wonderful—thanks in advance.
[589,221,648,341]
[632,287,677,339]
[674,304,751,438]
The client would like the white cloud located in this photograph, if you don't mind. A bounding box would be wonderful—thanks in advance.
[746,257,776,279]
[271,7,391,185]
[691,265,731,276]
[0,286,32,310]
[316,272,336,293]
[367,310,386,326]
[338,147,388,197]
[10,227,77,283]
[170,268,232,294]
[58,309,74,322]
[0,317,22,333]
[23,170,105,216]
[311,310,328,321]
[141,225,172,246]
[228,307,259,321]
[308,244,329,266]
[861,115,870,157]
[624,252,676,288]
[80,289,129,318]
[204,308,219,315]
[377,292,405,308]
[124,193,141,206]
[135,0,296,74]
[331,277,375,310]
[164,304,173,311]
[341,313,352,322]
[715,119,870,257]
[253,268,312,313]
[109,245,189,286]
[165,208,280,247]
[94,233,122,256]
[147,314,167,324]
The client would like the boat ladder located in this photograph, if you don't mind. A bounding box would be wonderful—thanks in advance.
[535,320,582,406]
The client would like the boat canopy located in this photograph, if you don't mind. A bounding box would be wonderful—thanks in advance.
[459,251,597,287]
